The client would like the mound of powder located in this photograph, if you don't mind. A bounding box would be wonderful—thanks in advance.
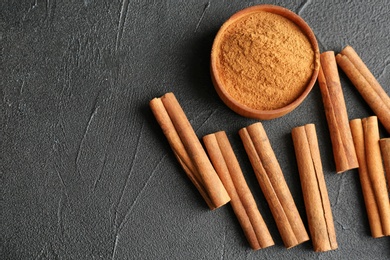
[216,11,315,110]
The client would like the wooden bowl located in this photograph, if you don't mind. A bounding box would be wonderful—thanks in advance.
[211,5,320,120]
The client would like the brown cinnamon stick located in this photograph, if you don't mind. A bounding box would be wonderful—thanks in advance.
[239,122,309,249]
[362,117,390,236]
[336,46,390,133]
[203,131,274,250]
[150,92,230,209]
[379,138,390,193]
[318,51,359,173]
[292,124,338,252]
[350,118,384,238]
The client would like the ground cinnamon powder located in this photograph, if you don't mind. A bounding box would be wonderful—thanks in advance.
[217,11,315,110]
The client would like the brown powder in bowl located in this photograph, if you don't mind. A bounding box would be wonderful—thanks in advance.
[216,11,315,110]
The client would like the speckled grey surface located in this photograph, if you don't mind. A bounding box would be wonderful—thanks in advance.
[1,0,389,259]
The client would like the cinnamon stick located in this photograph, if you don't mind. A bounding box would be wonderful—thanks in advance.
[362,117,390,236]
[292,124,338,252]
[150,92,230,209]
[336,46,390,133]
[318,51,359,173]
[239,122,309,249]
[379,138,390,193]
[203,131,274,250]
[350,118,384,238]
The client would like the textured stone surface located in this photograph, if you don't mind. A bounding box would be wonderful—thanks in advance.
[1,0,389,259]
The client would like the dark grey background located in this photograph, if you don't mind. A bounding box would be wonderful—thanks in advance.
[1,0,389,259]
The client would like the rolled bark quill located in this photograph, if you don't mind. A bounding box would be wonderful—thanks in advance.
[149,92,230,209]
[350,117,390,237]
[379,138,390,193]
[336,46,390,134]
[239,122,309,249]
[318,51,359,173]
[291,124,338,252]
[203,131,274,250]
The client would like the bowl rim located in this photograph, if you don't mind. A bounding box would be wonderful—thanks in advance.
[210,4,320,120]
